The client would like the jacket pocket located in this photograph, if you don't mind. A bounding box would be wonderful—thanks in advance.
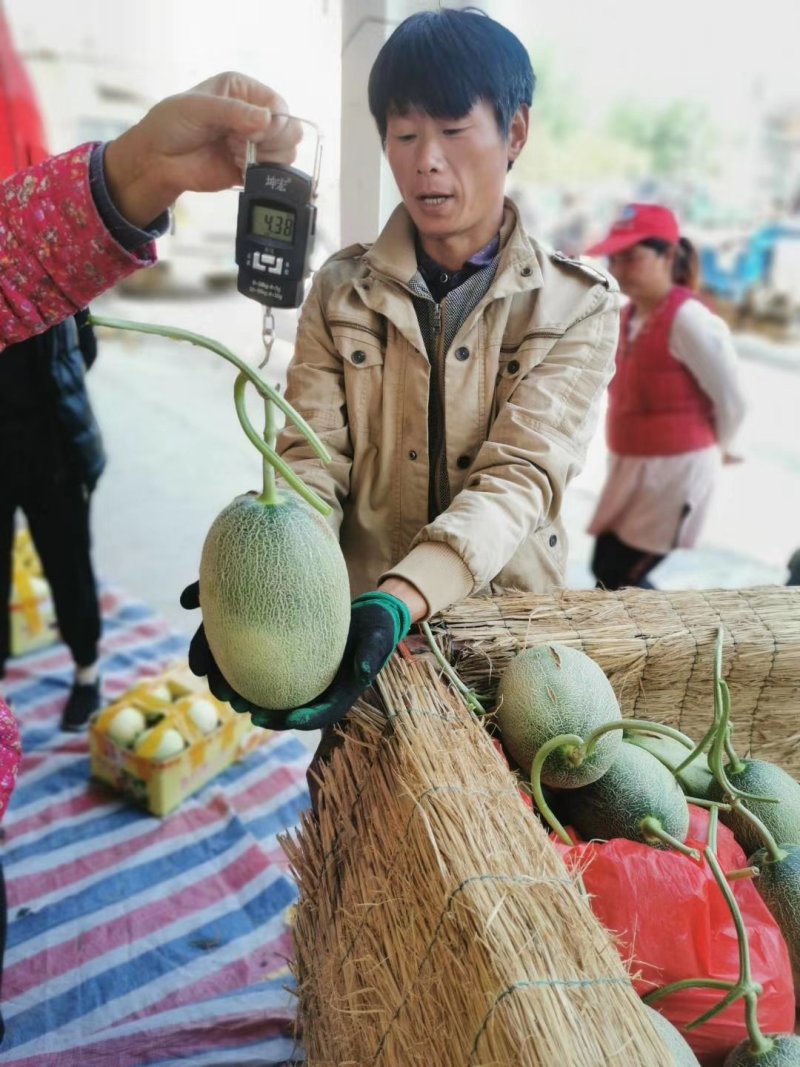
[494,338,555,408]
[489,518,567,594]
[535,519,567,576]
[330,325,386,439]
[329,320,386,366]
[339,342,385,371]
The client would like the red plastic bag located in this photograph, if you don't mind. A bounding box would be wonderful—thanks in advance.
[551,806,795,1066]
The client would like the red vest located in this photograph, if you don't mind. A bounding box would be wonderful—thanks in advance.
[607,286,717,457]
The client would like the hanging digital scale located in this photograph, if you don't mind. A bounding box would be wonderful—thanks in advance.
[236,161,316,309]
[235,119,322,363]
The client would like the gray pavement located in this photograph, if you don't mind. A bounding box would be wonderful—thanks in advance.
[87,285,798,641]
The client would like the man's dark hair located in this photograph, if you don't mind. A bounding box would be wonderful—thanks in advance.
[368,7,535,143]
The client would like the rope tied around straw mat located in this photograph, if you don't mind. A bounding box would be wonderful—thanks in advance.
[369,872,576,1064]
[467,976,632,1063]
[338,782,553,965]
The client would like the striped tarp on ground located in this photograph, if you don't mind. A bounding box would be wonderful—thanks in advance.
[0,587,309,1066]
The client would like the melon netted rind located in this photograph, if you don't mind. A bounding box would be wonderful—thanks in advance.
[724,1034,800,1066]
[495,642,622,786]
[642,1005,700,1066]
[626,732,714,799]
[710,760,800,856]
[559,742,690,848]
[748,844,800,981]
[199,493,351,710]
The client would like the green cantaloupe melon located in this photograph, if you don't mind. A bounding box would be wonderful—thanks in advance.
[709,760,800,856]
[495,643,621,786]
[626,732,714,799]
[724,1035,800,1066]
[199,492,351,709]
[559,742,690,849]
[749,843,800,986]
[642,1005,700,1066]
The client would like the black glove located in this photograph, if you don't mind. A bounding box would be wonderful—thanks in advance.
[180,581,253,709]
[180,583,411,731]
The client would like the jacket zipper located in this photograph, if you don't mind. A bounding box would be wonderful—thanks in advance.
[431,301,449,516]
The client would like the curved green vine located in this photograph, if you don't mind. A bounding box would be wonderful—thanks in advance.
[725,797,787,865]
[529,719,707,856]
[529,732,584,845]
[672,630,726,780]
[638,815,700,860]
[672,720,717,777]
[259,385,277,506]
[704,632,778,805]
[420,622,487,717]
[90,314,331,516]
[644,807,773,1054]
[583,718,696,758]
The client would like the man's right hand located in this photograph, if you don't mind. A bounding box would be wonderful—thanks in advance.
[179,583,411,732]
[180,581,243,707]
[180,580,299,729]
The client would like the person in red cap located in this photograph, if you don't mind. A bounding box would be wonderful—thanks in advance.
[584,203,746,589]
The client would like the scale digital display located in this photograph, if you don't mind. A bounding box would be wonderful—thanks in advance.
[237,160,316,308]
[250,204,296,244]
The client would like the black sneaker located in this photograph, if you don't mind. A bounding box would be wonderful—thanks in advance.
[60,680,102,733]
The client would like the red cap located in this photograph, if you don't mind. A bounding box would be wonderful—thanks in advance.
[584,203,680,257]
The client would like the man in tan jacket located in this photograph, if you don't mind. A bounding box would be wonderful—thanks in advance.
[187,7,619,731]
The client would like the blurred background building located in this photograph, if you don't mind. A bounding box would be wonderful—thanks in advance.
[7,0,800,322]
[2,0,799,628]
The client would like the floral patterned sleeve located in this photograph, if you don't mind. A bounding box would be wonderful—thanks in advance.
[0,143,158,349]
[0,697,21,821]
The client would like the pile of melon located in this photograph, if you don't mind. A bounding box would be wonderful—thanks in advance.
[494,636,800,1067]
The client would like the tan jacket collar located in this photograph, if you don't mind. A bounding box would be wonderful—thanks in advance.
[362,198,544,298]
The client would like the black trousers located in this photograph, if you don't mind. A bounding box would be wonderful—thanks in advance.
[591,531,666,591]
[0,476,100,673]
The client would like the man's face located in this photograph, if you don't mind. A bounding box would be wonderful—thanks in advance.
[384,99,528,258]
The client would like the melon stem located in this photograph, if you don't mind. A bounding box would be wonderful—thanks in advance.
[90,315,331,516]
[706,629,773,800]
[644,976,735,1007]
[709,802,720,853]
[706,667,778,805]
[582,719,696,759]
[258,393,278,506]
[420,622,486,716]
[639,816,700,860]
[233,373,327,513]
[704,844,771,1054]
[719,678,746,774]
[529,732,585,845]
[673,720,716,775]
[645,809,771,1050]
[725,866,760,882]
[726,798,787,864]
[683,796,731,811]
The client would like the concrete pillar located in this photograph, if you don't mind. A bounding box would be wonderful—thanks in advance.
[339,0,511,247]
[340,0,394,247]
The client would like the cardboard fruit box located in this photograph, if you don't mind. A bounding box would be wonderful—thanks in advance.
[89,663,268,816]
